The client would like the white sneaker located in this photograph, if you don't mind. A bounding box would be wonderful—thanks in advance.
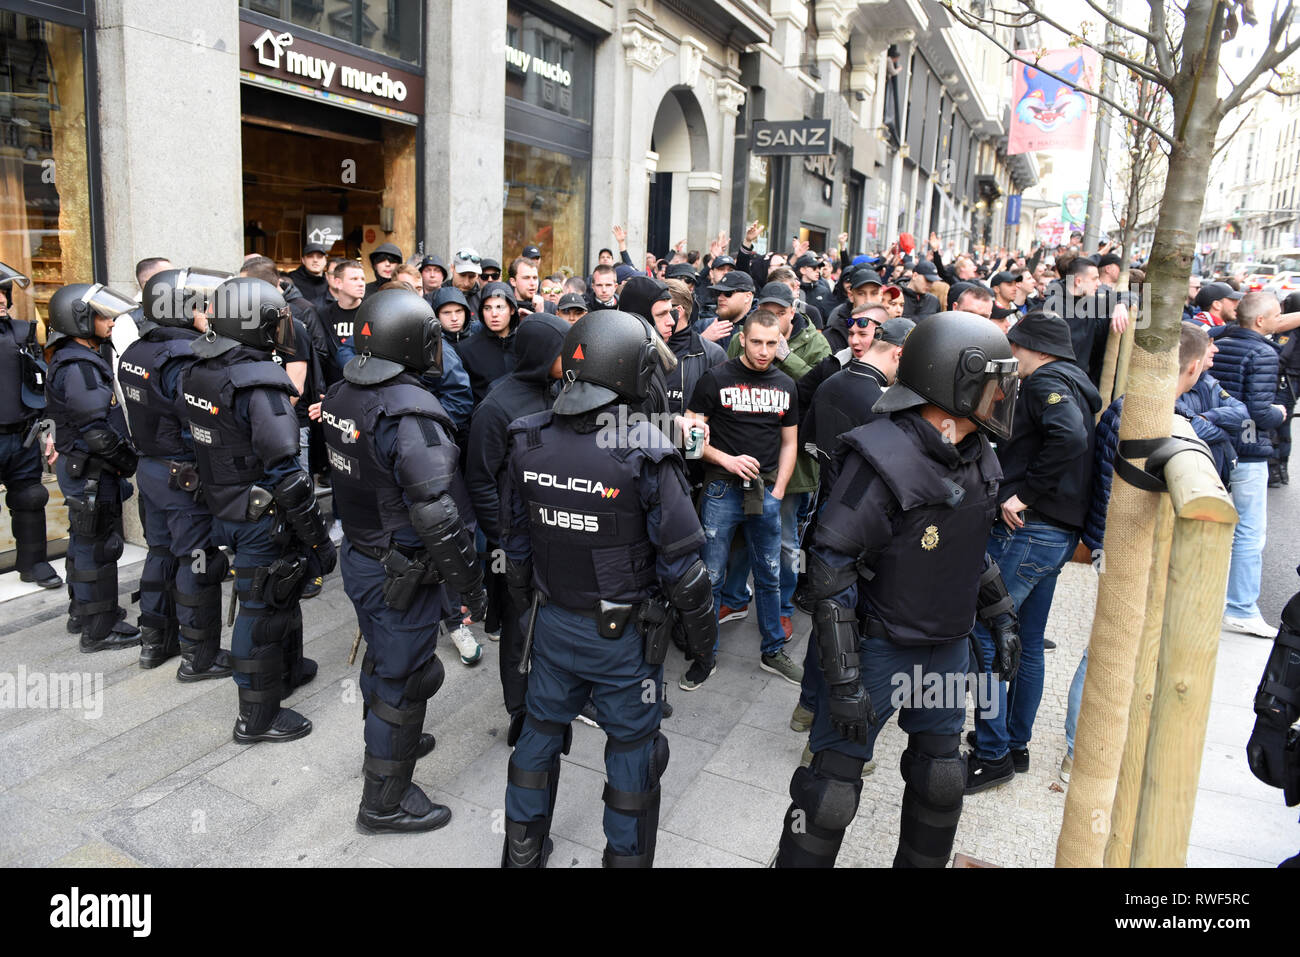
[1222,614,1277,639]
[447,624,483,665]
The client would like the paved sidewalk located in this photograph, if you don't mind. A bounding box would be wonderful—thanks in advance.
[0,557,1295,867]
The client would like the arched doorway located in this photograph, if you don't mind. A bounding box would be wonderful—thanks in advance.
[647,89,710,259]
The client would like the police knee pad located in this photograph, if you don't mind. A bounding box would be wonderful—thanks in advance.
[244,604,294,648]
[193,548,229,587]
[790,749,864,831]
[92,531,124,565]
[901,733,964,808]
[6,481,48,512]
[522,715,572,755]
[604,730,670,786]
[403,654,445,703]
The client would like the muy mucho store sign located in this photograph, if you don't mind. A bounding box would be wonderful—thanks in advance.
[504,45,572,87]
[241,22,424,110]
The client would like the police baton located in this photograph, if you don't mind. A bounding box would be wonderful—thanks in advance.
[516,591,541,676]
[347,625,362,667]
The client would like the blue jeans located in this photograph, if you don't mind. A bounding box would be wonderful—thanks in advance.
[700,479,784,654]
[721,490,812,619]
[974,520,1078,759]
[1065,648,1088,757]
[298,425,311,475]
[1225,460,1267,618]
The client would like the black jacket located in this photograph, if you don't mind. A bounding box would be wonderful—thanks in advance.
[457,281,521,406]
[663,325,726,417]
[465,313,568,540]
[286,265,328,305]
[800,278,834,321]
[900,284,940,319]
[995,359,1103,531]
[821,301,853,353]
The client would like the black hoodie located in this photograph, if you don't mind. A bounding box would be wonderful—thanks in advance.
[995,358,1103,531]
[456,281,521,406]
[465,313,569,540]
[286,264,328,304]
[430,286,481,354]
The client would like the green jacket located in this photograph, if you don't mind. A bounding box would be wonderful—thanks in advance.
[727,314,830,493]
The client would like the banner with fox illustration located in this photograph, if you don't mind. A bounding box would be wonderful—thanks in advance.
[1007,48,1100,154]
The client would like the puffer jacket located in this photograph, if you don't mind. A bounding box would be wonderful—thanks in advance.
[1176,372,1247,483]
[1082,397,1122,554]
[1208,325,1285,461]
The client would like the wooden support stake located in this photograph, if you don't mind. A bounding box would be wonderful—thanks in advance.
[1130,438,1236,867]
[1104,495,1174,867]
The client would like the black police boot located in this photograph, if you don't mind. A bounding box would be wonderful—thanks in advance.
[355,757,452,835]
[232,681,312,744]
[78,604,141,652]
[1269,462,1283,488]
[1281,462,1291,485]
[177,648,233,682]
[416,733,436,759]
[12,510,62,588]
[501,818,552,867]
[138,624,181,669]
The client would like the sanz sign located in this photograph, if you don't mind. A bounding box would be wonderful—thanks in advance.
[751,120,833,156]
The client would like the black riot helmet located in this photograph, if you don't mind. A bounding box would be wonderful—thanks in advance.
[199,276,293,355]
[46,282,137,342]
[872,310,1019,441]
[554,309,675,415]
[141,267,231,329]
[345,287,442,385]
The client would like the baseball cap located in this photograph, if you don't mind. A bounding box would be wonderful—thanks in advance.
[614,264,640,283]
[665,263,697,283]
[793,253,819,271]
[990,270,1019,287]
[711,255,736,269]
[849,267,883,289]
[912,260,939,281]
[453,248,482,275]
[877,316,915,346]
[1006,311,1076,361]
[303,242,329,256]
[709,271,756,294]
[756,282,795,307]
[1098,253,1123,269]
[481,257,501,272]
[522,245,541,260]
[881,284,903,300]
[1195,281,1243,310]
[556,292,588,314]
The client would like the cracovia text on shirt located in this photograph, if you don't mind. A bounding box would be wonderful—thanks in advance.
[49,887,151,938]
[718,384,791,414]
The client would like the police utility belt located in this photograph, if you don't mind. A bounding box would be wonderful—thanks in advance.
[352,540,443,613]
[541,593,673,666]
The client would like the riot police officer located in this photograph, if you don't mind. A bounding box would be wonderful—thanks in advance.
[183,277,335,743]
[119,268,233,677]
[45,281,142,651]
[498,311,717,867]
[0,262,60,590]
[320,288,488,833]
[775,312,1022,868]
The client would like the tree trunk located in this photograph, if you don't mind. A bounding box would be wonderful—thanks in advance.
[1056,58,1222,866]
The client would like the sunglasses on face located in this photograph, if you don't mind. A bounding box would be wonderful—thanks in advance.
[717,290,744,298]
[541,285,562,295]
[375,255,401,265]
[482,271,500,281]
[847,316,882,329]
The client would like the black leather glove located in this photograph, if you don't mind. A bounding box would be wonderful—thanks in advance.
[307,539,336,577]
[463,585,489,623]
[990,613,1021,682]
[828,681,876,745]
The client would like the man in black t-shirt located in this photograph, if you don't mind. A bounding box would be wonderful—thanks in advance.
[686,308,803,689]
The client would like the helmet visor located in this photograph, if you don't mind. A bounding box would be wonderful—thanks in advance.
[971,357,1020,441]
[178,267,232,300]
[82,283,138,319]
[270,304,296,357]
[648,321,678,374]
[0,261,31,289]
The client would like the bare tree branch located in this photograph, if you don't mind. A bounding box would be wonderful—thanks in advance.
[1212,108,1253,158]
[1219,1,1300,116]
[1149,0,1176,78]
[1082,0,1160,48]
[944,2,1177,145]
[1010,0,1173,86]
